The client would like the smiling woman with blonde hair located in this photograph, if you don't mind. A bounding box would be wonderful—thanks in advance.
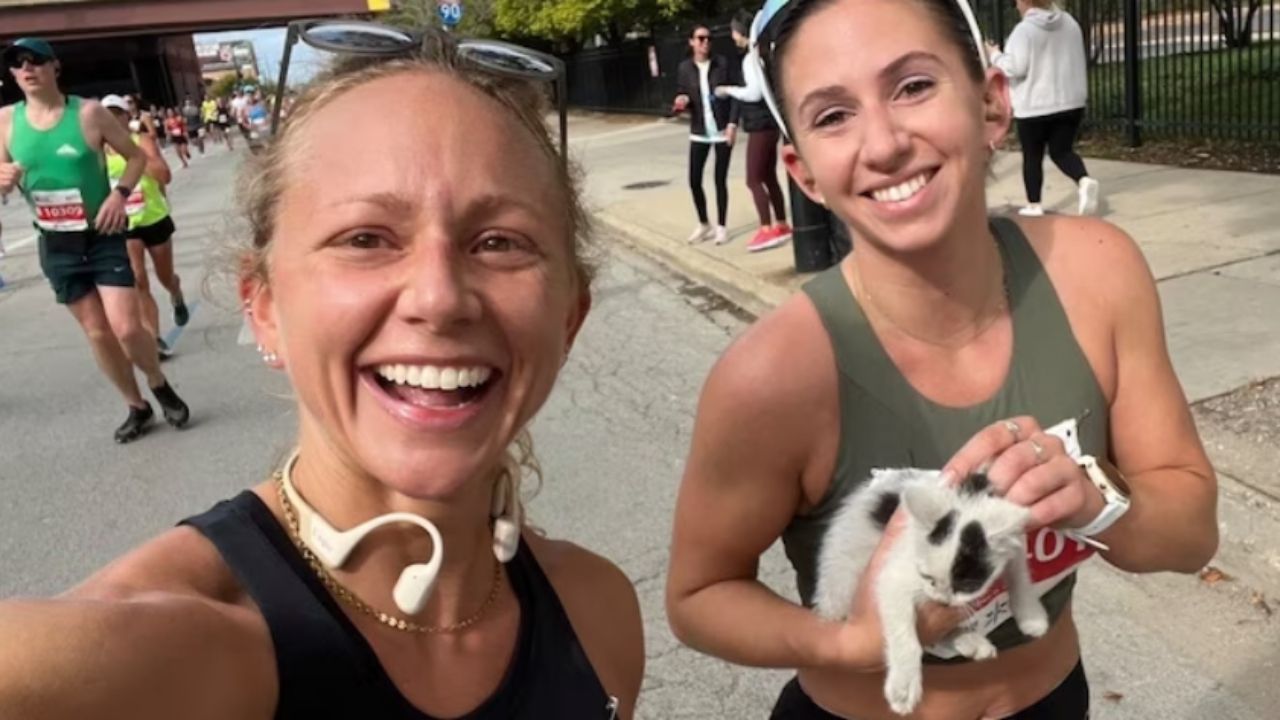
[0,23,643,719]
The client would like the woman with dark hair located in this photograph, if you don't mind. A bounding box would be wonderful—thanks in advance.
[673,24,739,246]
[716,10,792,253]
[667,1,1216,718]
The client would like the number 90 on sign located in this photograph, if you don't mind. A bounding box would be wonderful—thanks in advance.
[438,2,463,26]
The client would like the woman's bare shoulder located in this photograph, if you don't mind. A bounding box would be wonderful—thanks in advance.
[707,290,835,411]
[1014,215,1152,288]
[71,522,249,604]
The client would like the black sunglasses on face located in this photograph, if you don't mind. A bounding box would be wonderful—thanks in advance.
[693,36,711,42]
[273,20,569,168]
[6,53,49,69]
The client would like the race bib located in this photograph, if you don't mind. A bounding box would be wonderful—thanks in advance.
[925,528,1095,658]
[926,418,1093,658]
[31,189,89,231]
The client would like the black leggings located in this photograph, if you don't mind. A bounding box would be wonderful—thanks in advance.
[770,660,1090,719]
[747,129,787,227]
[1015,109,1089,204]
[689,141,732,226]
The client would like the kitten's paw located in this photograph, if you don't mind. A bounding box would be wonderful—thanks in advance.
[952,632,998,661]
[1015,603,1050,638]
[884,666,923,716]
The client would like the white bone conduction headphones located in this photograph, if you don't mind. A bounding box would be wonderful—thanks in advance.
[279,451,523,615]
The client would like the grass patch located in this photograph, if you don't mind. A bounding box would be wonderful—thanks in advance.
[1087,41,1279,139]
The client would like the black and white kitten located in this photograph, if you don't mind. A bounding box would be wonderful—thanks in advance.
[813,469,1049,716]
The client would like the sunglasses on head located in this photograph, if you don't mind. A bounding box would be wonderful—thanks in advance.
[7,53,50,69]
[274,19,568,168]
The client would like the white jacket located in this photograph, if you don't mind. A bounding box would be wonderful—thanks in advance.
[992,7,1088,119]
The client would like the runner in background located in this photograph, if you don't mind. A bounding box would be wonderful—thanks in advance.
[244,90,271,155]
[216,96,236,150]
[181,95,205,155]
[201,93,225,149]
[230,89,251,145]
[127,95,159,143]
[103,94,190,359]
[1,37,191,443]
[163,108,190,169]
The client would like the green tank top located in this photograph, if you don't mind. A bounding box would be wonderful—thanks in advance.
[9,96,111,233]
[788,217,1109,660]
[106,134,170,229]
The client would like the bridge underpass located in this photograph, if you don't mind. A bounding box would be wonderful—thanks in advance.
[0,0,390,105]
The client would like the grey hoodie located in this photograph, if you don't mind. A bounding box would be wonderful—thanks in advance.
[991,7,1088,119]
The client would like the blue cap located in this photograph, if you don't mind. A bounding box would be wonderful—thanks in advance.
[4,38,58,63]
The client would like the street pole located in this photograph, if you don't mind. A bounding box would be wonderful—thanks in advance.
[788,178,835,273]
[1123,0,1142,147]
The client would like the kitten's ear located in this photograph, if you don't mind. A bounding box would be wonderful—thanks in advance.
[902,485,953,527]
[985,500,1031,539]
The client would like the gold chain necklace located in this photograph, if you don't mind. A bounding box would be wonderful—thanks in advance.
[274,472,503,634]
[851,249,1010,350]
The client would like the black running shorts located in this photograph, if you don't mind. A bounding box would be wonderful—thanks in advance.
[128,215,175,249]
[38,231,135,305]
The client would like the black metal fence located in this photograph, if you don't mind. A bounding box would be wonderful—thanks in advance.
[975,0,1279,143]
[563,1,1279,144]
[563,21,739,118]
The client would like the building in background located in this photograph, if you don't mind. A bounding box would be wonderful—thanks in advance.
[1,0,387,106]
[196,40,260,86]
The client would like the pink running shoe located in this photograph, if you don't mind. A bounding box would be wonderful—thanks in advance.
[747,225,790,253]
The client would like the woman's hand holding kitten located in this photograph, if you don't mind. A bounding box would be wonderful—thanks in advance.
[943,416,1103,530]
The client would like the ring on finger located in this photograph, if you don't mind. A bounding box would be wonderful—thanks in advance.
[1003,419,1021,441]
[1029,438,1046,465]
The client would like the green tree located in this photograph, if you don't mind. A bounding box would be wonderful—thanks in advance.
[493,0,678,45]
[382,0,757,46]
[1208,0,1264,48]
[207,74,239,99]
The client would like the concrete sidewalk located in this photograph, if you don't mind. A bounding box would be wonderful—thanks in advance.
[569,113,1280,407]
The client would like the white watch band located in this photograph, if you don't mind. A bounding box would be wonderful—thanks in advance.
[1065,455,1130,549]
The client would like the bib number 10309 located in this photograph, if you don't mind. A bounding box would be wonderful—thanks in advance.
[31,189,89,232]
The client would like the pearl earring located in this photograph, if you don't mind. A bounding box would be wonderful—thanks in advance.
[258,345,279,365]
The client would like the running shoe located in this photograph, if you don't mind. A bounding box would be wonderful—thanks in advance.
[1078,177,1100,216]
[114,402,155,444]
[157,337,174,361]
[174,297,190,327]
[151,381,190,429]
[713,226,730,245]
[1018,204,1045,217]
[747,226,790,253]
[686,224,713,244]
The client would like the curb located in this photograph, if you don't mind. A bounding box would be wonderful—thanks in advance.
[596,210,791,319]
